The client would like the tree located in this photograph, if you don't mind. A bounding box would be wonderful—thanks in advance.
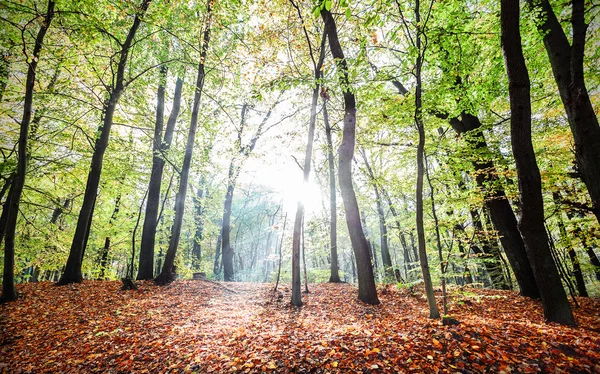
[289,0,326,306]
[58,0,152,285]
[155,0,211,285]
[321,6,379,305]
[137,70,184,280]
[526,0,600,224]
[322,90,341,283]
[501,0,575,326]
[2,0,55,302]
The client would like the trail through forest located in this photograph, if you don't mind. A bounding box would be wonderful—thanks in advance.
[1,281,599,373]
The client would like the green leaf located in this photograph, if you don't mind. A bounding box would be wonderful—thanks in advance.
[325,0,332,11]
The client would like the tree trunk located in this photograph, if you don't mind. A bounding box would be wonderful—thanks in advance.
[321,8,379,305]
[274,214,287,291]
[2,0,54,302]
[58,0,151,285]
[0,176,14,245]
[412,0,440,319]
[137,70,183,280]
[191,176,205,266]
[214,229,222,278]
[323,97,341,283]
[527,0,600,224]
[501,0,575,325]
[448,114,539,298]
[221,180,236,281]
[155,1,210,285]
[291,32,325,306]
[98,196,120,279]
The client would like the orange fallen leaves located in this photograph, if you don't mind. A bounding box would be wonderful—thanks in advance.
[0,281,599,373]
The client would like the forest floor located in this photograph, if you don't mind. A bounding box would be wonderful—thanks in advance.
[1,281,599,373]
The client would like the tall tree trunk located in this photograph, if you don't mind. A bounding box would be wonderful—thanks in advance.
[2,0,54,302]
[413,0,440,319]
[155,1,211,285]
[290,30,326,306]
[321,8,379,305]
[58,0,151,285]
[274,213,287,291]
[448,114,539,298]
[527,0,600,224]
[137,71,183,280]
[192,177,205,267]
[99,196,121,279]
[323,96,341,283]
[221,170,236,281]
[501,0,575,325]
[425,152,447,315]
[361,150,394,281]
[214,229,222,278]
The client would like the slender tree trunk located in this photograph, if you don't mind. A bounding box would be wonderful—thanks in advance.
[214,229,222,278]
[527,0,600,224]
[323,98,341,283]
[321,8,379,305]
[221,180,236,281]
[412,0,440,319]
[192,176,205,266]
[274,214,287,291]
[99,196,121,279]
[501,0,575,325]
[291,33,325,306]
[425,152,447,315]
[155,1,211,285]
[137,71,183,280]
[302,217,309,293]
[58,0,151,285]
[2,1,54,302]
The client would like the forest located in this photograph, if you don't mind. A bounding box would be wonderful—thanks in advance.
[1,0,600,371]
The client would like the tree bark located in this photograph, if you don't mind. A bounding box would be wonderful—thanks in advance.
[501,0,575,325]
[412,0,440,319]
[321,8,379,305]
[137,70,183,280]
[323,97,341,283]
[527,0,600,224]
[191,177,205,266]
[2,0,54,302]
[155,1,210,285]
[58,0,151,285]
[448,114,539,298]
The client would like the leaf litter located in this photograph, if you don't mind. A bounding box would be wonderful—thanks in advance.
[1,281,599,373]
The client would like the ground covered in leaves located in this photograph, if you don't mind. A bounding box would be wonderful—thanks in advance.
[1,281,599,373]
